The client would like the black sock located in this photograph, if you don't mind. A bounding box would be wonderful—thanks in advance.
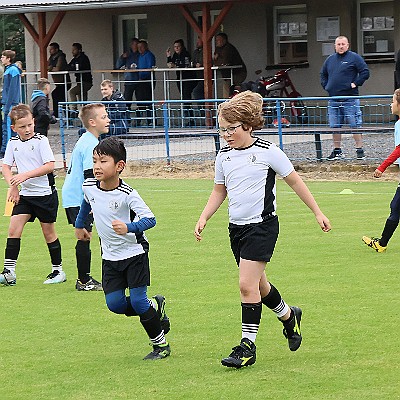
[76,240,91,283]
[5,237,21,260]
[241,302,262,342]
[380,219,398,246]
[124,296,138,316]
[47,238,62,269]
[139,306,163,342]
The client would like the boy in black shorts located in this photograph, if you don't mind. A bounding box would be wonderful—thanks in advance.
[74,137,170,360]
[194,91,331,368]
[0,104,65,286]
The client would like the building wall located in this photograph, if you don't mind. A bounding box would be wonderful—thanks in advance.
[24,0,397,103]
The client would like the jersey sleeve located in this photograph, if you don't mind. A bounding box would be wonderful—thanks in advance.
[82,142,96,172]
[127,189,155,220]
[268,144,295,178]
[39,136,55,164]
[377,145,400,172]
[2,140,15,166]
[214,153,225,185]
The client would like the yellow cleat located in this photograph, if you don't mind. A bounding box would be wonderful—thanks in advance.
[362,236,387,253]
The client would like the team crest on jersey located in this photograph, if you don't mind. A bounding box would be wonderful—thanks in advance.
[109,200,120,211]
[247,154,257,164]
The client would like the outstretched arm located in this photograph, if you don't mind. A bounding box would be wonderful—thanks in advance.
[283,171,331,232]
[194,184,227,241]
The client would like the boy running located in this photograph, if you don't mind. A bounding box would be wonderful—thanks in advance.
[194,91,331,368]
[363,88,400,252]
[75,137,170,360]
[0,104,65,286]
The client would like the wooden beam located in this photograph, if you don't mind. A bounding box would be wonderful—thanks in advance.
[179,5,202,37]
[38,13,48,78]
[206,2,233,42]
[18,13,39,43]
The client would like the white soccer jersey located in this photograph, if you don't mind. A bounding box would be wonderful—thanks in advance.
[215,138,294,225]
[3,133,55,196]
[82,178,155,261]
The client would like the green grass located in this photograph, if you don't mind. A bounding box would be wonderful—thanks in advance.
[1,177,400,399]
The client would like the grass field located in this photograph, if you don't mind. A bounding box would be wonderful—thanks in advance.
[1,176,400,400]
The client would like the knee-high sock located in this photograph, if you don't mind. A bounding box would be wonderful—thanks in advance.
[4,238,20,274]
[75,240,91,283]
[241,302,262,343]
[47,238,62,272]
[261,283,289,318]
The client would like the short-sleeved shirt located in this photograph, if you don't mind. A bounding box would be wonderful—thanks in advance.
[3,133,55,196]
[62,131,98,208]
[215,138,294,225]
[82,178,155,261]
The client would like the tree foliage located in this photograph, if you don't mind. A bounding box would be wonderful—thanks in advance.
[0,15,25,65]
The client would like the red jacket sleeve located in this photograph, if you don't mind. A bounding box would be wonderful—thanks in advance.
[377,145,400,172]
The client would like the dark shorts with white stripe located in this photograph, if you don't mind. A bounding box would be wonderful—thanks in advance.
[229,215,279,265]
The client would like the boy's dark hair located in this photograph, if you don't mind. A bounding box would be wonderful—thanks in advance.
[49,42,60,50]
[174,39,185,48]
[93,137,127,164]
[72,42,82,51]
[37,78,50,90]
[9,104,33,125]
[2,50,16,62]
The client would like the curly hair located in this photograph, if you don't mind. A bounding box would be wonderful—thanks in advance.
[217,90,265,131]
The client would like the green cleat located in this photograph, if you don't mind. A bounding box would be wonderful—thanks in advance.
[221,338,256,368]
[362,236,387,253]
[143,343,171,360]
[152,294,170,335]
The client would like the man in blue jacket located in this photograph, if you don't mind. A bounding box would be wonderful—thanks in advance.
[0,50,21,158]
[320,36,370,160]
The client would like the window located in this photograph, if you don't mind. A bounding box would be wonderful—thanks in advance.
[358,0,394,58]
[274,4,307,65]
[113,14,147,62]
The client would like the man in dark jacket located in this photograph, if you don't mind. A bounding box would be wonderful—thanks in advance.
[48,42,71,118]
[67,43,93,110]
[31,78,57,136]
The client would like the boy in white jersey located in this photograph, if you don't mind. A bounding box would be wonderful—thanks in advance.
[0,104,66,286]
[194,91,331,368]
[74,137,170,360]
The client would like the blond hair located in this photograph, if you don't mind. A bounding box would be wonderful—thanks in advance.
[217,90,265,131]
[9,104,32,125]
[79,103,105,129]
[37,77,50,90]
[101,79,113,88]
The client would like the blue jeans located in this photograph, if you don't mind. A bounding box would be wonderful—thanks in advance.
[328,98,362,128]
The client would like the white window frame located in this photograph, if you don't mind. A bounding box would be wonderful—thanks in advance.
[273,4,307,65]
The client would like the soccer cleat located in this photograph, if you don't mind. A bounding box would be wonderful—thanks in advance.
[143,343,171,360]
[221,338,256,368]
[152,294,170,335]
[43,270,67,284]
[0,268,16,286]
[356,148,366,160]
[326,149,344,160]
[75,277,103,291]
[282,306,302,351]
[362,236,387,253]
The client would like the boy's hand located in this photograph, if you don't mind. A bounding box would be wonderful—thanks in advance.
[315,212,331,232]
[194,217,207,241]
[373,169,383,178]
[112,220,128,235]
[75,228,90,241]
[10,172,29,186]
[8,186,20,204]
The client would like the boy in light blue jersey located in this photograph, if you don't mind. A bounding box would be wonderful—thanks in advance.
[62,103,109,291]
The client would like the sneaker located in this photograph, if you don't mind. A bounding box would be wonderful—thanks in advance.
[221,338,256,368]
[143,343,171,360]
[272,117,291,128]
[43,270,67,284]
[152,294,170,335]
[75,277,103,291]
[356,148,366,160]
[282,306,302,351]
[362,236,387,253]
[326,149,344,160]
[0,268,16,286]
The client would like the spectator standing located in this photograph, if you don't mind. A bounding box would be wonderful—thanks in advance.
[0,50,21,159]
[48,42,71,118]
[192,36,204,101]
[320,35,370,160]
[213,32,247,98]
[137,40,156,126]
[166,39,196,125]
[31,78,57,136]
[115,38,140,103]
[0,63,3,152]
[67,43,93,111]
